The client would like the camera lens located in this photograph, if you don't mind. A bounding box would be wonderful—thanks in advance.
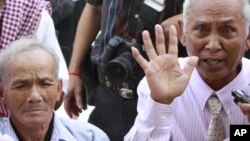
[104,52,133,82]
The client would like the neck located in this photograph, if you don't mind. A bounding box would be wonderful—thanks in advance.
[10,115,54,141]
[204,64,242,91]
[14,124,48,141]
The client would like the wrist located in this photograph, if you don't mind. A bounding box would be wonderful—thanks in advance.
[69,72,82,79]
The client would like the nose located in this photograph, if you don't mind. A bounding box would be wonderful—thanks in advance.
[27,85,42,104]
[204,34,222,52]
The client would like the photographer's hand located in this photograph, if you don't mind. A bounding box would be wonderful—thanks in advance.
[132,24,198,104]
[64,75,84,118]
[238,102,250,122]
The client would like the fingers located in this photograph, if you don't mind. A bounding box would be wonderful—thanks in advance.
[131,47,148,70]
[155,25,166,55]
[238,102,250,122]
[142,30,157,60]
[183,56,198,77]
[168,25,178,55]
[64,93,82,118]
[75,90,83,109]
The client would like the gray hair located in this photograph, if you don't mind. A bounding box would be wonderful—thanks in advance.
[182,0,250,37]
[0,38,60,82]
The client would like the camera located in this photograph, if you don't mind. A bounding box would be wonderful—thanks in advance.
[232,89,250,104]
[98,0,166,85]
[99,36,146,84]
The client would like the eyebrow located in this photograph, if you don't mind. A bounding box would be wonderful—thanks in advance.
[194,17,236,25]
[11,76,54,84]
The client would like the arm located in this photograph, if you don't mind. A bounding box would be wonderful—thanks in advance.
[64,3,102,117]
[125,25,198,140]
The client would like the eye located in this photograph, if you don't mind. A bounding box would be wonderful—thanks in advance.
[223,26,233,34]
[40,80,54,88]
[193,24,209,37]
[13,85,25,89]
[195,25,206,32]
[42,82,52,86]
[11,83,28,90]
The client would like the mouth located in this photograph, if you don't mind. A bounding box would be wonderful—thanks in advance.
[203,59,222,65]
[23,106,47,114]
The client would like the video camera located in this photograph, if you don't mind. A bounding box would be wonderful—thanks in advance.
[98,0,166,84]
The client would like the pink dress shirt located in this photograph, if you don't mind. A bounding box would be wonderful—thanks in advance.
[125,57,250,141]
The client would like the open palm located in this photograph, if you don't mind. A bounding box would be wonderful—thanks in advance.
[132,25,198,104]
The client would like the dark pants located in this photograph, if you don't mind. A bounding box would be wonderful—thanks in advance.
[88,84,138,141]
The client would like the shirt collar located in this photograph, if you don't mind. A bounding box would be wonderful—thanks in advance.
[50,114,77,141]
[1,113,78,141]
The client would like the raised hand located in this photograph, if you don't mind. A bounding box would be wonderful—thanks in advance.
[132,24,198,104]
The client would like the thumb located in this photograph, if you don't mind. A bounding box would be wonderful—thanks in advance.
[183,56,198,77]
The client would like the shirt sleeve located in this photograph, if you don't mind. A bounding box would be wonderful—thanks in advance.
[35,10,69,93]
[124,77,173,141]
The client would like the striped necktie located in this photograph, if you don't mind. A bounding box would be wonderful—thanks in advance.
[205,96,225,141]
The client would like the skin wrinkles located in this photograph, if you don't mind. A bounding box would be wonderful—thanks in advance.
[181,0,247,90]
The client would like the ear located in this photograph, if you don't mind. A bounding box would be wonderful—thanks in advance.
[56,79,63,102]
[178,20,186,48]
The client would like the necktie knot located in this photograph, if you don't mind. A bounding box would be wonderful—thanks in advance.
[207,96,222,114]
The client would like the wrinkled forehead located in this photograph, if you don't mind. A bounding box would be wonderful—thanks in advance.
[3,49,56,80]
[188,0,243,19]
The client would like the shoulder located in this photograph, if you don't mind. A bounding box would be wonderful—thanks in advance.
[54,115,109,141]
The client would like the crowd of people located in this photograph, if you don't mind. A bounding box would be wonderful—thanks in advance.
[1,0,250,140]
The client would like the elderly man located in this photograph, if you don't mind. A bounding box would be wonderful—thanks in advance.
[125,0,250,140]
[0,38,109,141]
[0,0,69,116]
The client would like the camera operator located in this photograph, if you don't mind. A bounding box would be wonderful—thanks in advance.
[64,0,186,140]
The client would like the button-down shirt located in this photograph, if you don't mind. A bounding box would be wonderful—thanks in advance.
[125,57,250,141]
[0,114,110,141]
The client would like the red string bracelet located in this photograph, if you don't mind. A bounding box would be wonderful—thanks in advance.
[69,72,82,79]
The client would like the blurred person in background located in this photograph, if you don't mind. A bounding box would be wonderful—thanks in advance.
[64,0,187,140]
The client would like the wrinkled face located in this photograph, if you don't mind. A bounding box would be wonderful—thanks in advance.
[1,49,61,129]
[182,0,248,88]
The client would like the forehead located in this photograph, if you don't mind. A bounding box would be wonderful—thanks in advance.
[188,0,244,23]
[7,49,55,74]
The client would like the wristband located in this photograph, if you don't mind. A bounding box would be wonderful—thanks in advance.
[69,72,81,79]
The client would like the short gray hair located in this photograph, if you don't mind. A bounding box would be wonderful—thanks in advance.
[0,38,60,82]
[182,0,250,36]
